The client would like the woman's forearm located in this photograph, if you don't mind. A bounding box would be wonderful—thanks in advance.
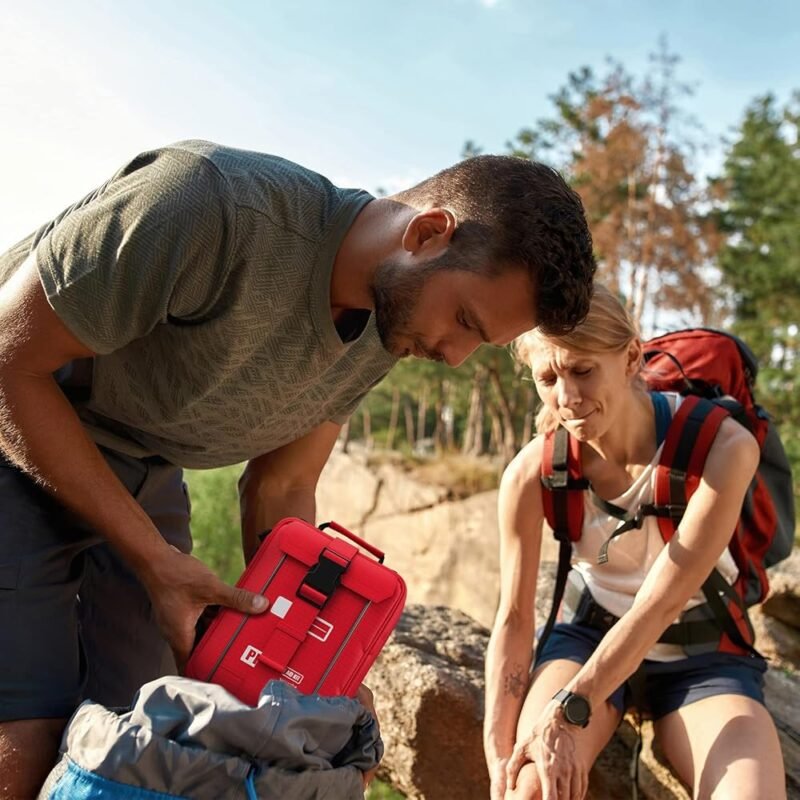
[484,614,536,760]
[564,591,682,708]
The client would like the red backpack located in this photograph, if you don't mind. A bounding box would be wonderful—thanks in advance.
[539,329,795,657]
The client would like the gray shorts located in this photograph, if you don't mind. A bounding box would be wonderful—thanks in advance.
[0,447,192,722]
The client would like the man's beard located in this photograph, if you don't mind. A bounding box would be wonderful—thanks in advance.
[370,257,439,358]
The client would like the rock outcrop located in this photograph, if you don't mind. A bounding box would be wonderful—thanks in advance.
[762,551,800,631]
[317,448,558,630]
[319,448,800,659]
[369,605,490,800]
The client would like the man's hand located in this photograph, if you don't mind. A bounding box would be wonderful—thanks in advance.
[356,684,380,791]
[361,764,379,792]
[138,545,269,669]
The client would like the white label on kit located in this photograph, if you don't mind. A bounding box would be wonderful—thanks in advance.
[309,617,334,643]
[270,596,293,618]
[240,645,262,667]
[283,668,304,685]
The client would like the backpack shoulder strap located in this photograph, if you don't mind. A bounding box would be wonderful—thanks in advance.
[538,428,588,656]
[652,395,730,542]
[540,427,588,543]
[651,396,759,654]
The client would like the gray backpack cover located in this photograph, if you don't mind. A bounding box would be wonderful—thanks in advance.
[39,676,382,799]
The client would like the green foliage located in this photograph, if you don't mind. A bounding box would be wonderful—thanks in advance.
[716,92,800,501]
[716,92,800,358]
[367,780,406,799]
[184,464,244,584]
[355,341,535,466]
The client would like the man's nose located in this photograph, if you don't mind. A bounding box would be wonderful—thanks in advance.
[439,335,481,368]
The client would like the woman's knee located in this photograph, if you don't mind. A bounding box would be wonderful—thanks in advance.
[505,761,542,800]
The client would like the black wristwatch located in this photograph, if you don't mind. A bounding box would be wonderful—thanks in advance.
[552,689,592,728]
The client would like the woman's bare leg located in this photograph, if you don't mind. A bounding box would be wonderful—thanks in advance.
[654,694,785,800]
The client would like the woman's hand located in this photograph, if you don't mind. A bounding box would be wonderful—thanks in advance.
[489,755,510,800]
[506,701,588,800]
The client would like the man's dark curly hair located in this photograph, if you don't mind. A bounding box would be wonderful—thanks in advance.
[394,155,596,334]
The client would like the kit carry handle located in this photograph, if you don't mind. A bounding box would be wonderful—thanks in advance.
[319,520,386,563]
[260,520,386,563]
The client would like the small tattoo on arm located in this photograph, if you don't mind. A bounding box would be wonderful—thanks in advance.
[504,664,527,699]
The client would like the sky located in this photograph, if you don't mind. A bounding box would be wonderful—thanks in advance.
[1,0,798,251]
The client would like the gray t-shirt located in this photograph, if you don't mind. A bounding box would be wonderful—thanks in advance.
[0,141,396,468]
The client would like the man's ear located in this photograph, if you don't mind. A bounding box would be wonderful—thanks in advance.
[401,207,457,255]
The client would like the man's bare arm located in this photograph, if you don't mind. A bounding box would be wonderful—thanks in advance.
[239,420,342,561]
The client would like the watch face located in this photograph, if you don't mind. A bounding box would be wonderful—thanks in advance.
[564,693,591,726]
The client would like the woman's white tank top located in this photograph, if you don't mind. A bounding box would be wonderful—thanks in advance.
[570,392,739,661]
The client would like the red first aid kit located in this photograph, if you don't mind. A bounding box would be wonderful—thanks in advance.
[186,518,406,704]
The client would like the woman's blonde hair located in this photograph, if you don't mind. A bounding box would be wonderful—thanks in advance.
[512,283,643,434]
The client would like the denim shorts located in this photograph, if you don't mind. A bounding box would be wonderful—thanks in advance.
[0,447,191,722]
[535,622,768,720]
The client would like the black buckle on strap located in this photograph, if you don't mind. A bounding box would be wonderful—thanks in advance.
[299,550,348,608]
[597,512,646,564]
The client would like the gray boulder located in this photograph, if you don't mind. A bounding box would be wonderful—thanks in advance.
[368,605,490,800]
[762,550,800,631]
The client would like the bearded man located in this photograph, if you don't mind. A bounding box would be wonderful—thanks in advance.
[0,140,595,796]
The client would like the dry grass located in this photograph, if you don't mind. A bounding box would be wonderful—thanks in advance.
[365,449,502,498]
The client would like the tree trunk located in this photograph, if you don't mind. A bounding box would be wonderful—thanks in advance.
[489,405,503,456]
[636,85,666,329]
[403,400,415,449]
[461,366,486,456]
[520,385,536,445]
[489,365,518,464]
[340,418,351,454]
[443,379,455,451]
[416,383,429,447]
[385,387,400,450]
[635,268,652,334]
[433,379,444,455]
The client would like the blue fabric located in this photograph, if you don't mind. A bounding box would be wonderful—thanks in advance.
[48,760,185,800]
[534,622,767,720]
[650,391,672,448]
[245,768,259,800]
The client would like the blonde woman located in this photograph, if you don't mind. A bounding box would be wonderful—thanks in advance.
[483,285,785,800]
